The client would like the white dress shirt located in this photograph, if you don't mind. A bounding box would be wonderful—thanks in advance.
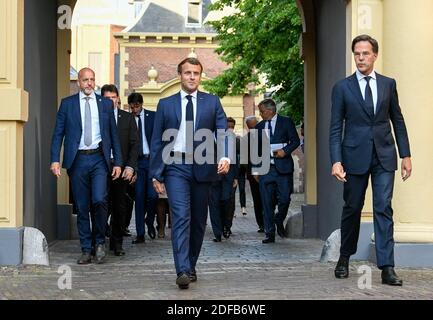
[135,109,150,155]
[173,90,198,153]
[79,91,102,150]
[356,69,378,114]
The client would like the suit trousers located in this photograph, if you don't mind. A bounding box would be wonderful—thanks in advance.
[259,166,293,238]
[247,173,264,229]
[209,181,232,238]
[68,152,108,253]
[340,149,395,268]
[135,157,158,237]
[109,175,129,246]
[165,164,211,274]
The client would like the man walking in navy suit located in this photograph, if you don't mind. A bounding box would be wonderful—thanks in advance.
[50,68,122,264]
[329,35,412,286]
[253,99,300,244]
[129,92,158,244]
[150,58,230,289]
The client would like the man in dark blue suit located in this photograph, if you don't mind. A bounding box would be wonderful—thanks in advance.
[150,58,230,289]
[329,35,412,286]
[253,99,300,244]
[128,92,157,244]
[50,68,122,264]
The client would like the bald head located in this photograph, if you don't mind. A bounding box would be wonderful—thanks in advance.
[77,68,96,96]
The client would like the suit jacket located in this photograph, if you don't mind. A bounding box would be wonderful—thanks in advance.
[255,115,300,175]
[150,91,228,182]
[115,108,138,171]
[50,93,122,170]
[329,72,411,174]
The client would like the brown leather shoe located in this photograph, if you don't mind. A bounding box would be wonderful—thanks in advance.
[176,272,191,289]
[77,252,92,265]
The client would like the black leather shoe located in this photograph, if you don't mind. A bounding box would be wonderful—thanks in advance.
[381,266,403,286]
[189,271,197,282]
[257,228,264,233]
[276,222,286,238]
[132,235,145,244]
[223,228,232,239]
[176,272,191,289]
[77,252,92,265]
[114,246,126,256]
[147,225,156,240]
[95,244,106,264]
[334,256,349,279]
[213,237,222,242]
[262,236,275,244]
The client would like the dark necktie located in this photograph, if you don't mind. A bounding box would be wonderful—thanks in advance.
[364,76,374,115]
[137,115,144,157]
[186,95,194,122]
[185,95,194,154]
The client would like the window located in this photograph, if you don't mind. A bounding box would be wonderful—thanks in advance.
[88,52,102,84]
[186,0,202,27]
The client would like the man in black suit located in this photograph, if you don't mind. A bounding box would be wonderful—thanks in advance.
[244,116,264,233]
[101,84,138,256]
[329,34,412,286]
[253,99,300,243]
[209,117,238,242]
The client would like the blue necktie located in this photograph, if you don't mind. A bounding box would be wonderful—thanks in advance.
[364,76,374,115]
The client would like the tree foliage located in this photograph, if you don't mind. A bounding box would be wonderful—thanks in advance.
[204,0,304,124]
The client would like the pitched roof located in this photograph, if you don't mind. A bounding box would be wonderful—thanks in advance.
[128,0,215,33]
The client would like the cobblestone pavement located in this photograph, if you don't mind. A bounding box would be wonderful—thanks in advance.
[1,191,433,300]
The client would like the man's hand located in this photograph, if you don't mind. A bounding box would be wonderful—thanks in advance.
[253,175,259,183]
[112,166,122,180]
[50,162,61,178]
[233,179,238,189]
[130,173,137,185]
[122,168,134,181]
[401,157,412,181]
[273,149,286,158]
[153,179,166,195]
[217,159,230,175]
[332,162,347,182]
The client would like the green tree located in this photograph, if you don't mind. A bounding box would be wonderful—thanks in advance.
[204,0,304,124]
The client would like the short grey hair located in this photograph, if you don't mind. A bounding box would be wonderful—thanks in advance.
[245,116,258,124]
[258,98,277,112]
